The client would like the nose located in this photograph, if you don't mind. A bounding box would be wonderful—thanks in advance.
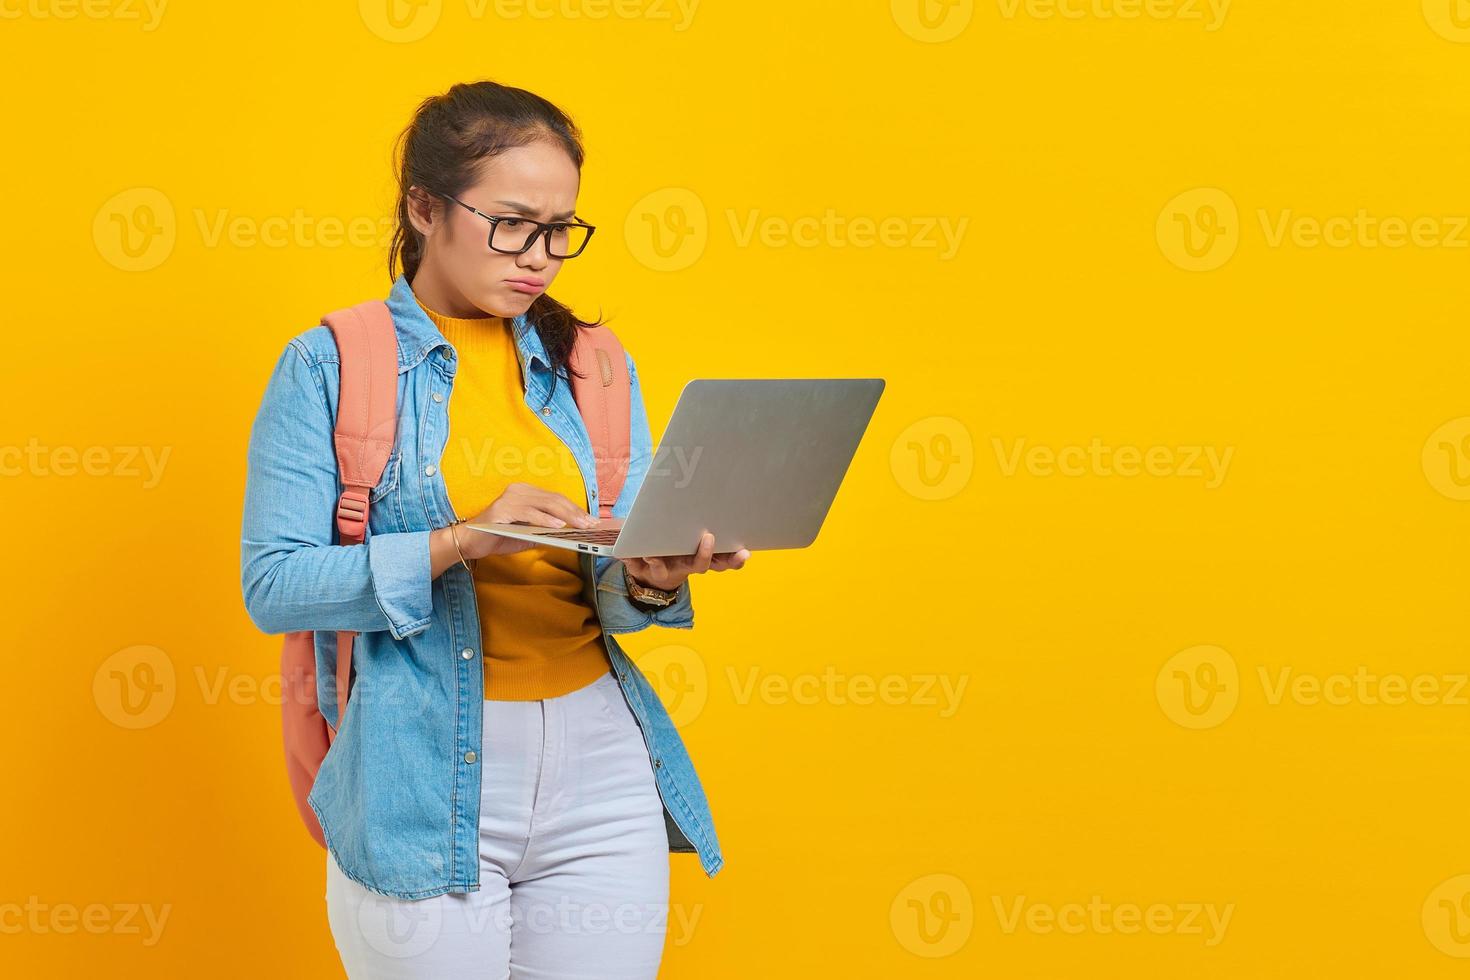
[516,232,552,272]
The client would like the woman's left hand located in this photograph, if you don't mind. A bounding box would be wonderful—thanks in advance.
[622,532,750,592]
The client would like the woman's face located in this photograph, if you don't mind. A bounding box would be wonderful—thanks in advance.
[408,141,582,318]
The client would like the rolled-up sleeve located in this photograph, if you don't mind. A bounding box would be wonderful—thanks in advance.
[365,528,433,639]
[594,554,695,633]
[241,338,432,640]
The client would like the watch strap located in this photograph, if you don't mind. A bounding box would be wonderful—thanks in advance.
[623,565,680,607]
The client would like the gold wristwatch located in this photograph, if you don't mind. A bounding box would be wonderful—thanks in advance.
[623,565,681,608]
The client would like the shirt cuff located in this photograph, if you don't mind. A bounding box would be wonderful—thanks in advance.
[595,557,695,632]
[367,529,434,640]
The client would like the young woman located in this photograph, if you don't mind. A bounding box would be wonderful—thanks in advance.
[241,79,747,978]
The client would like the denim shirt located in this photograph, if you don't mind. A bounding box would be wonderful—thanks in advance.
[240,274,722,899]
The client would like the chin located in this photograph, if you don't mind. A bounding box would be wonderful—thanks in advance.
[475,291,534,319]
[497,291,539,315]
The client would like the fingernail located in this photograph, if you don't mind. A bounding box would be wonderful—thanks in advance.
[552,518,566,527]
[580,516,597,527]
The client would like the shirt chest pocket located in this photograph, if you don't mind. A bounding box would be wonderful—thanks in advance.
[369,449,401,503]
[365,450,405,533]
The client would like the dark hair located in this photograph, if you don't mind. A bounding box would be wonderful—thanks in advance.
[388,80,603,382]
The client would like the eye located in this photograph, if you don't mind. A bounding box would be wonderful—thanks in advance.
[498,218,526,228]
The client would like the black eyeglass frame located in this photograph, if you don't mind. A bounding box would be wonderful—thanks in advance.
[435,192,597,259]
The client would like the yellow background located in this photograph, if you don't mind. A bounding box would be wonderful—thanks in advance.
[4,0,1470,975]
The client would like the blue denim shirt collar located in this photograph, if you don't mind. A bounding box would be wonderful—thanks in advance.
[384,273,548,376]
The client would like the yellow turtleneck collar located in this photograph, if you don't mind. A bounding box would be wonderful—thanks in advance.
[415,297,512,357]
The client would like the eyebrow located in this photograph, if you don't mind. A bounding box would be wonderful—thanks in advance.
[493,200,577,221]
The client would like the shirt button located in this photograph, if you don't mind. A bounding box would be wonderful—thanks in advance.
[541,407,552,416]
[461,648,474,660]
[464,750,477,764]
[444,349,455,360]
[432,392,444,403]
[653,758,662,769]
[619,671,627,682]
[424,464,437,476]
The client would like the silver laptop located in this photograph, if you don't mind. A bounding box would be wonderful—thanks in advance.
[464,378,885,558]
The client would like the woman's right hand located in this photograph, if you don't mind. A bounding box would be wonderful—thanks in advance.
[455,482,600,560]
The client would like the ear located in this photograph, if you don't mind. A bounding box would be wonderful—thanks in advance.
[405,185,439,239]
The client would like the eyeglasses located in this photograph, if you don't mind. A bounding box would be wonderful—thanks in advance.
[436,192,596,259]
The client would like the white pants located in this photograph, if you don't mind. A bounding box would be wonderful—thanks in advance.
[325,669,673,979]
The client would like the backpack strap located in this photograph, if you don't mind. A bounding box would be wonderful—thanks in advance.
[567,324,632,518]
[326,301,400,542]
[322,300,399,730]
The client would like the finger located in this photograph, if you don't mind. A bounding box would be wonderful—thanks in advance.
[506,485,595,528]
[527,489,598,528]
[508,504,577,529]
[689,532,715,574]
[669,535,715,573]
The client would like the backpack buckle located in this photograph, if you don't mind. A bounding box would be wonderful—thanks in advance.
[336,489,371,540]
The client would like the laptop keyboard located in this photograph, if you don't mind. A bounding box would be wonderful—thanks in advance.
[529,527,622,545]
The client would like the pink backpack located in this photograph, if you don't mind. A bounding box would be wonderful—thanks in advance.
[281,299,633,848]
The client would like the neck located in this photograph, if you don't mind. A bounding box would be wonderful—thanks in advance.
[409,266,492,320]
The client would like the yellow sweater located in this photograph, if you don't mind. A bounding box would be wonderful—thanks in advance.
[419,300,611,701]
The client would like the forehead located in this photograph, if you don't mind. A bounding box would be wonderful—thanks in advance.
[466,142,580,217]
